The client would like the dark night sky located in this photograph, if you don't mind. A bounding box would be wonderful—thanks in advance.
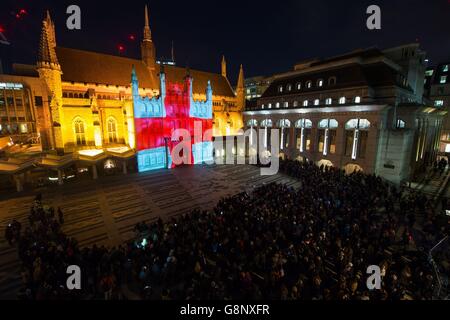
[1,0,450,85]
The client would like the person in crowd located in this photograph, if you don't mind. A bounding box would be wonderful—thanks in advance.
[57,207,64,225]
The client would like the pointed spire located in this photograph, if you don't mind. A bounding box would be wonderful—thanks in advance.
[131,65,138,81]
[141,4,156,69]
[144,5,149,27]
[236,64,245,110]
[221,55,227,78]
[206,80,212,102]
[237,64,244,89]
[143,5,152,41]
[46,10,52,23]
[131,65,140,97]
[171,40,175,63]
[38,10,59,67]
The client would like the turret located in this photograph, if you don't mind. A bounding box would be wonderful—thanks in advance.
[141,5,156,71]
[236,64,245,110]
[37,10,64,151]
[206,80,212,102]
[37,10,59,70]
[221,55,227,78]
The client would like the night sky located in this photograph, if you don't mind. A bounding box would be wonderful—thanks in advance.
[1,0,450,84]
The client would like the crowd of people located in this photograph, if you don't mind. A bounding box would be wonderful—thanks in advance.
[6,159,449,300]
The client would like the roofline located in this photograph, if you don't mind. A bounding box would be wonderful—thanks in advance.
[268,56,402,82]
[382,42,422,53]
[57,46,232,79]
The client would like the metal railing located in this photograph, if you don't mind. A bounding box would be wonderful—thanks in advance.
[428,235,450,299]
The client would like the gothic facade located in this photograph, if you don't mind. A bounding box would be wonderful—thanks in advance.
[14,6,244,154]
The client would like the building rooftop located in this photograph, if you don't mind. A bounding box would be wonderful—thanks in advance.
[54,47,235,97]
[261,62,407,98]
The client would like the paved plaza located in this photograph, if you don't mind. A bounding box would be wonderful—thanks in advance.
[0,164,301,298]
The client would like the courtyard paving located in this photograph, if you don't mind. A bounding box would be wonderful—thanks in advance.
[0,164,301,299]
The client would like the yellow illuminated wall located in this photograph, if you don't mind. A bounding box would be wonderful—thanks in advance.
[46,82,243,153]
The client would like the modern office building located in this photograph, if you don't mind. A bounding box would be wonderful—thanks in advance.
[244,75,274,101]
[1,6,244,155]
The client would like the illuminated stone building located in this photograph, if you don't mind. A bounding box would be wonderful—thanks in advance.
[244,44,446,184]
[3,6,244,155]
[243,75,274,101]
[0,5,244,190]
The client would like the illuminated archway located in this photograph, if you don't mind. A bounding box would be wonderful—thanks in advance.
[106,117,118,144]
[344,163,363,174]
[317,159,333,169]
[73,117,86,146]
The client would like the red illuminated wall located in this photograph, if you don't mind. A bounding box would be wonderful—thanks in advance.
[134,77,212,167]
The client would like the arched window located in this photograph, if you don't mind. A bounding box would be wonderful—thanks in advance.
[396,119,406,129]
[278,119,291,150]
[247,119,258,127]
[287,84,292,91]
[74,118,86,146]
[107,118,118,143]
[344,119,371,160]
[319,119,338,129]
[278,85,283,93]
[295,119,312,128]
[354,96,361,103]
[328,77,336,86]
[295,119,312,152]
[318,119,338,156]
[261,119,273,148]
[306,81,312,89]
[261,119,273,127]
[296,82,302,90]
[276,102,280,108]
[303,100,309,107]
[339,97,346,104]
[314,99,320,106]
[284,101,289,108]
[325,98,332,105]
[317,79,324,87]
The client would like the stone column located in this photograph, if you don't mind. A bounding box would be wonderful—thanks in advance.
[92,164,98,180]
[288,127,295,159]
[335,124,345,169]
[14,174,23,192]
[57,169,64,185]
[122,161,128,174]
